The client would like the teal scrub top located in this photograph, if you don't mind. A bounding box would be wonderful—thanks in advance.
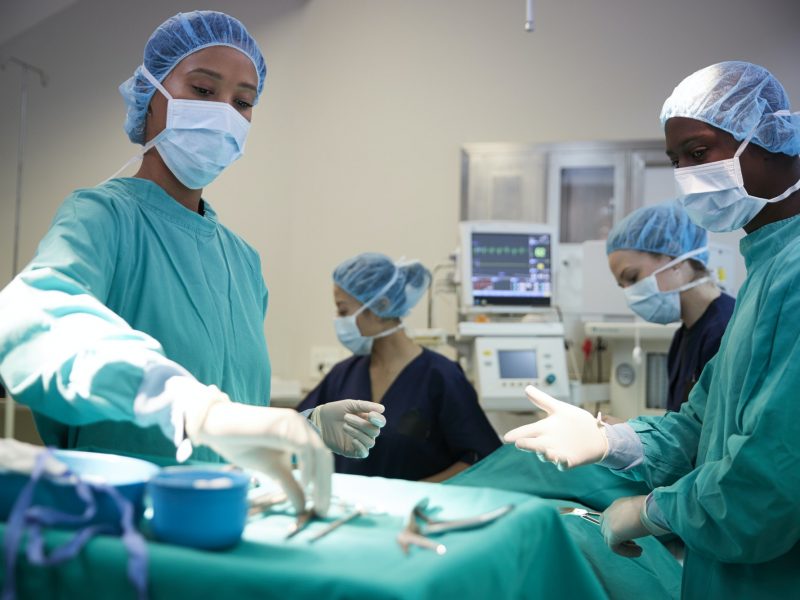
[0,178,271,462]
[624,213,800,597]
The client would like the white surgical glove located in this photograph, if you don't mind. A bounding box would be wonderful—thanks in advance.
[310,400,386,458]
[503,384,609,470]
[0,439,68,477]
[600,495,648,558]
[175,378,333,516]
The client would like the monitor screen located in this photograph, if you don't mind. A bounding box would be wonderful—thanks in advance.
[469,231,552,307]
[497,350,538,379]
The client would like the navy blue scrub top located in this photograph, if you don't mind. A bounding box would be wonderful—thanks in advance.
[666,292,735,412]
[297,348,501,480]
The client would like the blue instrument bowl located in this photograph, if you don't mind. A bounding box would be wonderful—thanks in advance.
[147,467,250,550]
[0,450,159,531]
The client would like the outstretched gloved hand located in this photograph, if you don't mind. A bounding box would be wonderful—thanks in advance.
[503,385,609,470]
[178,379,333,516]
[310,400,386,458]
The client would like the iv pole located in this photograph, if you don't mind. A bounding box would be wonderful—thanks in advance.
[1,56,48,439]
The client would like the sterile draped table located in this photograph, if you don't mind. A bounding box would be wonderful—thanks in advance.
[448,444,682,599]
[2,473,612,599]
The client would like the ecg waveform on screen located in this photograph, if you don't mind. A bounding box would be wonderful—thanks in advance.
[472,246,527,255]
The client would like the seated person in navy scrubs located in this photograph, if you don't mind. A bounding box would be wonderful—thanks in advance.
[606,201,735,416]
[297,253,501,481]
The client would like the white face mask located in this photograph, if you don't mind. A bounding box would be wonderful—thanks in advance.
[623,247,709,324]
[674,110,800,232]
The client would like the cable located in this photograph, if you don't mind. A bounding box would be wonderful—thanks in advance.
[427,263,455,328]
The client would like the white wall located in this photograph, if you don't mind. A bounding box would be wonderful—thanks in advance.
[1,0,799,385]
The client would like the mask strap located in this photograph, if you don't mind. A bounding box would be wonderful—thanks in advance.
[734,126,758,159]
[674,275,710,294]
[140,66,174,101]
[372,323,405,340]
[99,67,169,185]
[652,246,708,276]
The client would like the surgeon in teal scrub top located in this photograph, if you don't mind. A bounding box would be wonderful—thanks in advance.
[505,61,800,597]
[0,11,383,516]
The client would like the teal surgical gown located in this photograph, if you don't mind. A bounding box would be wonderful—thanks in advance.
[623,213,800,597]
[0,178,270,462]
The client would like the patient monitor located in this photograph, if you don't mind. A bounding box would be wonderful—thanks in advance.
[457,221,569,413]
[469,323,570,411]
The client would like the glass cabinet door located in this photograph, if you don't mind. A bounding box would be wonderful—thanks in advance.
[547,151,626,243]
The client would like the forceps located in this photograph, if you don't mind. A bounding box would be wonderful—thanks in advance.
[307,506,365,543]
[286,509,318,539]
[558,506,643,553]
[557,506,601,525]
[413,498,514,534]
[397,497,515,555]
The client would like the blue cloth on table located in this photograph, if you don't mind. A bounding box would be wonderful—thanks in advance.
[297,348,501,480]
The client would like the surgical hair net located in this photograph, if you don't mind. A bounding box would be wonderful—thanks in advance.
[606,201,709,265]
[119,10,267,145]
[660,61,800,156]
[333,253,432,319]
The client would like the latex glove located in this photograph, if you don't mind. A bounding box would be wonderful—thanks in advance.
[0,439,68,477]
[503,385,609,469]
[600,495,649,558]
[182,382,333,516]
[310,400,386,459]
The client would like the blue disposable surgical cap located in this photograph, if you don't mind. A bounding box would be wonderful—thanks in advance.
[660,61,800,156]
[333,253,432,319]
[606,201,708,265]
[119,11,267,145]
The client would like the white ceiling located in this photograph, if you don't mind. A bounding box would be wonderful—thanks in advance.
[0,0,79,46]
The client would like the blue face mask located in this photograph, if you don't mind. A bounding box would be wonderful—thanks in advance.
[334,266,404,355]
[623,247,709,324]
[674,110,800,232]
[138,67,250,190]
[334,305,403,356]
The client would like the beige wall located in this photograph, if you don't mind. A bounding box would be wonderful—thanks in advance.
[1,0,799,385]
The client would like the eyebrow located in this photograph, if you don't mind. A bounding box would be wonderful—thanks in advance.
[666,133,715,158]
[187,67,258,93]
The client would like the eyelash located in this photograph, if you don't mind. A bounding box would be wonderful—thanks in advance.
[192,86,252,110]
[691,148,707,160]
[670,147,708,168]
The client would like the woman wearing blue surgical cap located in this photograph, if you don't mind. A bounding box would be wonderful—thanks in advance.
[606,201,734,413]
[297,253,501,481]
[0,11,393,517]
[506,62,800,597]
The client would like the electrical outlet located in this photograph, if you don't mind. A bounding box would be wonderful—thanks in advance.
[310,346,350,378]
